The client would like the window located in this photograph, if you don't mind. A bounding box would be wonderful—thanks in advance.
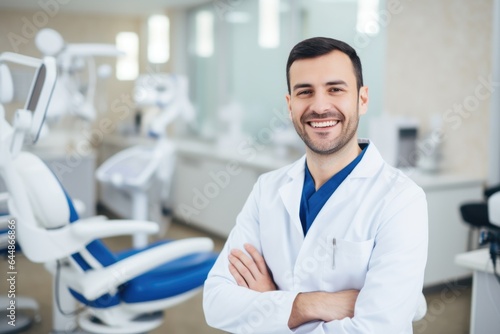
[148,15,170,64]
[116,32,139,81]
[259,0,280,48]
[356,0,380,35]
[195,11,214,58]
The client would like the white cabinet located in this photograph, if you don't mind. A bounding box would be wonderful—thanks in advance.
[409,173,484,286]
[171,155,261,237]
[170,139,293,237]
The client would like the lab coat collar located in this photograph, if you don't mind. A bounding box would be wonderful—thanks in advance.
[349,139,384,178]
[279,139,384,235]
[279,157,306,235]
[284,139,383,181]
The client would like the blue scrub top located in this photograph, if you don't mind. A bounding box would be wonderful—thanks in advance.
[300,144,368,235]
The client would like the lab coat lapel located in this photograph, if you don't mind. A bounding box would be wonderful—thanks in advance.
[279,156,305,236]
[306,176,353,237]
[303,141,383,236]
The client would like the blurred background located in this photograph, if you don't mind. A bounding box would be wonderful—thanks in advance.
[0,0,499,333]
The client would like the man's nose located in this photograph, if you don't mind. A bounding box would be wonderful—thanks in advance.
[310,91,332,113]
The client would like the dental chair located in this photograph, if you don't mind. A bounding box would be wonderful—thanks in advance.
[0,51,218,333]
[11,152,217,333]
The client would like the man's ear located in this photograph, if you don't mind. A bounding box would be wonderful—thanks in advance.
[358,86,369,116]
[285,93,292,119]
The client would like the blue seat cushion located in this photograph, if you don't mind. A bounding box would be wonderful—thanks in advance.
[68,240,217,307]
[115,240,218,303]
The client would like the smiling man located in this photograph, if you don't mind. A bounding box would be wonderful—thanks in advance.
[203,37,428,333]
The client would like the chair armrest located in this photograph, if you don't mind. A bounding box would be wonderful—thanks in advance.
[68,237,214,301]
[76,215,108,223]
[70,219,159,240]
[17,219,162,263]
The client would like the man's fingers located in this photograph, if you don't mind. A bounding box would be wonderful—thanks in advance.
[244,243,268,275]
[229,253,255,283]
[229,246,277,292]
[230,249,260,280]
[229,263,248,288]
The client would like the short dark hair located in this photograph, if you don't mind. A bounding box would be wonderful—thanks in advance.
[286,37,363,94]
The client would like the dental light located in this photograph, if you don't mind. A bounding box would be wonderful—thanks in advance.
[134,73,195,137]
[35,28,122,123]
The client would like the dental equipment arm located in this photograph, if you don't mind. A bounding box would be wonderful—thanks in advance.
[134,74,195,138]
[35,28,123,122]
[61,237,214,300]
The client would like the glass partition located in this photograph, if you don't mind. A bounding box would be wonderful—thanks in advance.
[186,0,386,141]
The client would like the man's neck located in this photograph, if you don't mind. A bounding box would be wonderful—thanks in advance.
[306,138,362,190]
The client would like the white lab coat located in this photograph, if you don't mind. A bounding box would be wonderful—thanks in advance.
[203,140,428,334]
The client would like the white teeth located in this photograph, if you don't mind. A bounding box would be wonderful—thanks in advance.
[310,120,339,128]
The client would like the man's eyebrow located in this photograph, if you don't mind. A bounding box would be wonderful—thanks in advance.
[325,80,348,87]
[292,83,313,91]
[292,80,348,91]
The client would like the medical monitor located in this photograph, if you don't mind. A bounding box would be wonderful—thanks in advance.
[25,57,57,144]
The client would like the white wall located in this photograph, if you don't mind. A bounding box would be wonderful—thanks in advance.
[385,0,493,178]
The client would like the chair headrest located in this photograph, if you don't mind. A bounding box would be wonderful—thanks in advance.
[14,152,70,229]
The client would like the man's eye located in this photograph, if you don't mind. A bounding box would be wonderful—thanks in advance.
[330,87,342,92]
[298,90,312,96]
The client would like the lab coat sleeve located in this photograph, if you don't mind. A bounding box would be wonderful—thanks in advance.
[292,184,428,334]
[203,177,299,334]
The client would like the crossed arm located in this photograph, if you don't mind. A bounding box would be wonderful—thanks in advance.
[228,243,359,329]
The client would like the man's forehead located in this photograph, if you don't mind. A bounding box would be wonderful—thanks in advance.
[290,50,351,67]
[289,51,356,84]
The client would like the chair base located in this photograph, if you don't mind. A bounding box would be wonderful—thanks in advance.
[78,310,163,334]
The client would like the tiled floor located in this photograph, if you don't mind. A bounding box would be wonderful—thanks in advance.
[1,219,471,334]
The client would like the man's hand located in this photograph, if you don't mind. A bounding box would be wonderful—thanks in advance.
[288,290,359,329]
[228,243,277,292]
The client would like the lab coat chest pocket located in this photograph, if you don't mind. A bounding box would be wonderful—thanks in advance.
[321,236,375,291]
